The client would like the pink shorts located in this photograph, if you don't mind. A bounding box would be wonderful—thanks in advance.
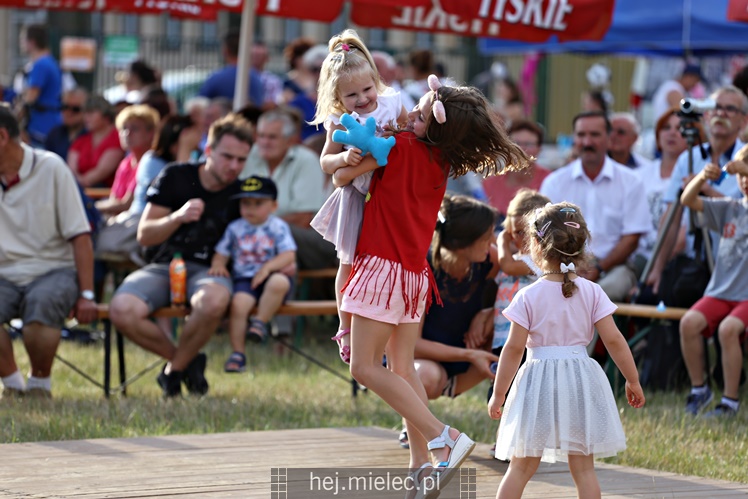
[690,296,748,338]
[340,255,428,326]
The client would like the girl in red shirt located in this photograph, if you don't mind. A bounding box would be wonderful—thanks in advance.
[335,76,529,495]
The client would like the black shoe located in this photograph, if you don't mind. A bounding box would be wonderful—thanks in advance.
[182,352,209,396]
[157,366,183,398]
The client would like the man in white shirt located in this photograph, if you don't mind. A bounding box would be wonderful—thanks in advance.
[0,105,96,399]
[541,111,651,301]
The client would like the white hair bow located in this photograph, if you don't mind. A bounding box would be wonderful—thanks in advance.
[560,262,576,274]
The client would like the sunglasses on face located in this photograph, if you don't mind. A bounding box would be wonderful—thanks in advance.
[61,104,82,113]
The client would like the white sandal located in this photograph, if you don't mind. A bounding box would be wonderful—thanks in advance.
[422,425,475,497]
[407,463,436,499]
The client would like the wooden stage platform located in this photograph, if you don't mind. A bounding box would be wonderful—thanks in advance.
[1,427,746,498]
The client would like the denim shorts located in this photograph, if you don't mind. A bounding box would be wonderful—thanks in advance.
[115,262,232,312]
[0,267,78,328]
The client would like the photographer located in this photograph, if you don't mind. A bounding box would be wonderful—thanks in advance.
[651,86,747,293]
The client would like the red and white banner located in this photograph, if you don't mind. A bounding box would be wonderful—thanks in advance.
[727,0,748,22]
[436,0,615,41]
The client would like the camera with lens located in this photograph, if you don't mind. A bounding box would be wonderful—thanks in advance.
[680,98,716,115]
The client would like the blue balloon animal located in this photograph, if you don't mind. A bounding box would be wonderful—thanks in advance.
[331,113,396,167]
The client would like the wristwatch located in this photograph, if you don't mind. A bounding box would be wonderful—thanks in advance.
[80,290,95,301]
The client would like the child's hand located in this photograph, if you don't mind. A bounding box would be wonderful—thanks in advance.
[487,394,505,419]
[251,267,271,288]
[725,159,748,176]
[701,163,722,182]
[344,147,363,166]
[625,381,645,408]
[208,265,229,278]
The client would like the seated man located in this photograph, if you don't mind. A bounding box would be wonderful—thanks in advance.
[0,105,96,399]
[541,111,650,301]
[109,113,253,398]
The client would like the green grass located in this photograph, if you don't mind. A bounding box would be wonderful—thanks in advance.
[2,328,747,484]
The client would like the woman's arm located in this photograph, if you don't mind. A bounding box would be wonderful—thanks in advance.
[79,149,125,187]
[95,191,134,216]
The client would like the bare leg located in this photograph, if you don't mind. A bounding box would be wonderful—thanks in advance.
[679,310,708,387]
[568,454,601,499]
[0,326,17,377]
[110,293,176,361]
[334,263,353,352]
[171,283,230,371]
[255,274,290,323]
[496,456,541,499]
[228,292,257,354]
[717,317,745,399]
[388,328,434,469]
[22,323,61,377]
[349,315,462,466]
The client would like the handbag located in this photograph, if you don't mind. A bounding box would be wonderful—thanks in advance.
[95,212,141,258]
[660,232,712,309]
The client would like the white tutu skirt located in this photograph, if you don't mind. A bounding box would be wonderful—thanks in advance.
[310,174,370,265]
[495,345,626,463]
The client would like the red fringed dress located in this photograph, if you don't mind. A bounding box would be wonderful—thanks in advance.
[341,132,447,322]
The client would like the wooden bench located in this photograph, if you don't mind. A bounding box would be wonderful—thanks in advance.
[607,302,689,394]
[84,187,111,200]
[93,300,338,398]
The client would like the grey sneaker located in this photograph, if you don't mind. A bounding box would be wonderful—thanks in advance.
[703,403,738,418]
[685,389,713,415]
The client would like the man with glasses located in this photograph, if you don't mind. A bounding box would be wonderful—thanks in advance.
[43,88,88,160]
[608,112,654,172]
[109,113,253,398]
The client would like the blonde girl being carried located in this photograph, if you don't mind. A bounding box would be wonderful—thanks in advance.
[309,29,408,365]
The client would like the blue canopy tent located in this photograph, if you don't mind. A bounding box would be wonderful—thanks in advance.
[479,0,748,56]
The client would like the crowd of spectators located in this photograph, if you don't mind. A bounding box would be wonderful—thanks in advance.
[1,24,747,421]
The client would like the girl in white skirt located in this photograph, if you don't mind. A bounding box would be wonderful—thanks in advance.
[487,202,645,499]
[309,29,408,364]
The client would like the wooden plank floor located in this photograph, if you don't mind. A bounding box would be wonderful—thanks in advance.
[1,426,746,498]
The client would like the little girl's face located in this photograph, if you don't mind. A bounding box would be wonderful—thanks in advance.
[407,91,434,139]
[338,72,378,115]
[508,216,527,250]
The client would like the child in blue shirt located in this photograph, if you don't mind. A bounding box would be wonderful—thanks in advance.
[209,176,297,373]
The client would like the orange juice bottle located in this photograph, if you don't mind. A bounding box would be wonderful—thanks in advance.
[169,252,187,307]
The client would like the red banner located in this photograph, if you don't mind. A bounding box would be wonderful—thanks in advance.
[0,0,100,9]
[107,0,219,18]
[255,0,345,21]
[727,0,748,22]
[433,0,615,41]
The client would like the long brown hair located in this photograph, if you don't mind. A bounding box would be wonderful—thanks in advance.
[422,85,530,179]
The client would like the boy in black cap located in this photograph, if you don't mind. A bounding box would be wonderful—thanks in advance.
[209,176,297,372]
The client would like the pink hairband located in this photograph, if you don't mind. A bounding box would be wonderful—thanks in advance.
[427,74,446,124]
